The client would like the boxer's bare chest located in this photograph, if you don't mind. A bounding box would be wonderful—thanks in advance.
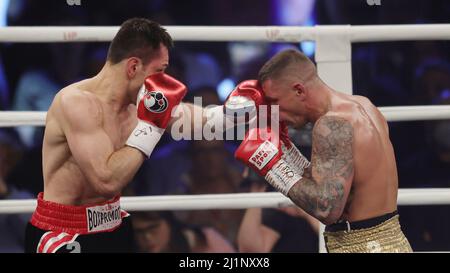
[102,107,137,150]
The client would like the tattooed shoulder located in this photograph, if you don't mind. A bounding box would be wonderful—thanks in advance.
[286,116,355,222]
[312,115,354,180]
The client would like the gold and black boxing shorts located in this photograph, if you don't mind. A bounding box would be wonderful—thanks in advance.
[324,211,412,253]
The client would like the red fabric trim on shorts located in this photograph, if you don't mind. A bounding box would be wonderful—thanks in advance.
[30,192,125,235]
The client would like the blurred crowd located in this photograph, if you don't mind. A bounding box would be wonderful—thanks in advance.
[0,0,449,252]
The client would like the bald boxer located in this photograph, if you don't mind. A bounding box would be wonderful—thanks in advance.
[235,49,412,253]
[24,18,190,253]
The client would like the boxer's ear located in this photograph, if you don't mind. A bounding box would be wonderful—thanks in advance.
[293,83,307,101]
[126,57,140,78]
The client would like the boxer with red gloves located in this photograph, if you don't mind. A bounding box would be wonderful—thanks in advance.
[25,18,178,253]
[238,49,412,253]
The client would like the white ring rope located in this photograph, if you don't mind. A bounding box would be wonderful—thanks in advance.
[378,106,450,122]
[0,188,449,214]
[1,106,449,127]
[0,111,47,127]
[1,25,450,43]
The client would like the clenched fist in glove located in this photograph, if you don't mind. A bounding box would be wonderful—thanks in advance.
[235,124,310,196]
[126,73,187,157]
[204,80,266,134]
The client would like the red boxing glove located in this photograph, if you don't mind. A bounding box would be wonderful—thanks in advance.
[235,126,281,175]
[205,80,267,134]
[235,125,309,196]
[226,80,266,110]
[224,80,266,124]
[234,126,295,195]
[138,73,187,129]
[126,73,187,157]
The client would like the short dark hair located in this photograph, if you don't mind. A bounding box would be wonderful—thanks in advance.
[258,49,316,84]
[107,18,173,65]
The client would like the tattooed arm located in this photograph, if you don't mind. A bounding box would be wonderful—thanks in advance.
[287,116,354,225]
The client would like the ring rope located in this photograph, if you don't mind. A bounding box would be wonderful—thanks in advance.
[0,188,449,214]
[1,25,450,43]
[1,106,450,127]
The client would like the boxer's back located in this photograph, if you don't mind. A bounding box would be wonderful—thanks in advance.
[334,93,398,221]
[42,80,136,205]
